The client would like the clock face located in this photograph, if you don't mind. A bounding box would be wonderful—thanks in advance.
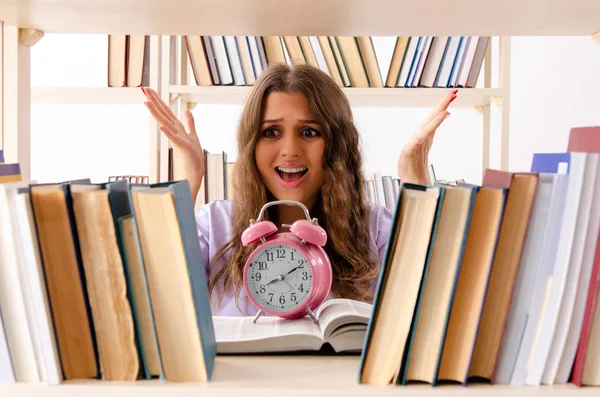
[247,244,313,313]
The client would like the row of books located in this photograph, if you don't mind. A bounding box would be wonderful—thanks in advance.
[107,35,149,88]
[0,173,217,383]
[168,148,235,209]
[186,36,490,89]
[359,126,600,387]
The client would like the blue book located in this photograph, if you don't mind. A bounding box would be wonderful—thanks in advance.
[531,152,572,174]
[0,149,4,163]
[130,180,216,382]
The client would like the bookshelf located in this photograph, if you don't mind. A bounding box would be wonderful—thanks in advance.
[1,355,598,396]
[1,1,599,394]
[0,0,599,36]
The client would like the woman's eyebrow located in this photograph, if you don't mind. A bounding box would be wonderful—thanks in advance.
[260,118,282,125]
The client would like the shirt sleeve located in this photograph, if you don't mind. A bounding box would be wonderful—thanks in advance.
[195,205,212,279]
[375,205,395,263]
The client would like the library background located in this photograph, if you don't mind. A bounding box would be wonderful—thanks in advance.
[1,1,600,396]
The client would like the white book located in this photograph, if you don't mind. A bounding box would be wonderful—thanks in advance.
[0,182,39,382]
[247,36,264,78]
[396,37,419,87]
[435,37,461,88]
[213,299,371,353]
[210,36,233,85]
[224,36,246,86]
[551,155,600,384]
[412,36,433,87]
[510,173,569,385]
[492,173,556,384]
[0,309,14,382]
[373,172,386,207]
[457,36,480,87]
[525,153,592,385]
[309,36,330,76]
[12,192,63,385]
[382,176,395,211]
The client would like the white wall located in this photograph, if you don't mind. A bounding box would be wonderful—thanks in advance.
[28,35,600,185]
[509,36,600,172]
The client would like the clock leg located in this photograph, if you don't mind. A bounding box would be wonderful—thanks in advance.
[305,307,319,324]
[252,310,265,324]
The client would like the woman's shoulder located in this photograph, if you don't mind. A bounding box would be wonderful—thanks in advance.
[195,199,235,238]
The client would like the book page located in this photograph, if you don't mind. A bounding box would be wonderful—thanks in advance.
[213,315,323,353]
[316,299,372,339]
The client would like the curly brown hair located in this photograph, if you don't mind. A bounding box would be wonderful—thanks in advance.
[209,63,379,312]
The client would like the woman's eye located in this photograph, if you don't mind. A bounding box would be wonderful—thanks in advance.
[302,128,320,137]
[262,128,279,138]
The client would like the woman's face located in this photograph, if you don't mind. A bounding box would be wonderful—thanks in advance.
[255,92,326,210]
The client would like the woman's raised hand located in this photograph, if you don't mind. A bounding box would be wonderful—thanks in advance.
[142,87,205,201]
[397,89,457,186]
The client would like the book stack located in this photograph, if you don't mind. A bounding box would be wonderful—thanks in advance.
[0,178,216,384]
[0,150,22,183]
[359,125,600,387]
[184,36,490,89]
[107,35,150,88]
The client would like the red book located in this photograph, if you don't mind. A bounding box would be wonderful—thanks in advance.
[568,126,600,386]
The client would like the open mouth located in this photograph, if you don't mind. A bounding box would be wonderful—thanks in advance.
[276,166,308,183]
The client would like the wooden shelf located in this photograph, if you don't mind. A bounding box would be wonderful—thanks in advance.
[171,86,503,108]
[31,87,146,105]
[0,355,597,396]
[0,0,599,36]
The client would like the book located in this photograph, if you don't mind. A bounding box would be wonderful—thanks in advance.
[214,298,372,354]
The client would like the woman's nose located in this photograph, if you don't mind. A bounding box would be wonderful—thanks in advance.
[280,132,302,157]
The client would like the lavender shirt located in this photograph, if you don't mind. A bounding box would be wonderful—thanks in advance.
[195,200,394,316]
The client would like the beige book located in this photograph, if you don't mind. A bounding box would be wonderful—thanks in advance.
[262,36,286,65]
[185,36,213,86]
[236,36,256,85]
[283,36,306,65]
[71,186,138,380]
[469,174,539,379]
[298,36,318,68]
[356,37,383,87]
[316,36,343,86]
[29,184,98,380]
[328,37,351,87]
[131,187,208,382]
[108,34,126,87]
[404,185,475,383]
[437,187,506,383]
[335,36,368,87]
[126,35,146,87]
[360,186,440,386]
[386,37,409,87]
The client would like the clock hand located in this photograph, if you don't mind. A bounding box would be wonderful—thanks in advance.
[266,274,284,286]
[284,265,303,277]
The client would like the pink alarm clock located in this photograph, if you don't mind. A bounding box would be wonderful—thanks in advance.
[242,200,332,324]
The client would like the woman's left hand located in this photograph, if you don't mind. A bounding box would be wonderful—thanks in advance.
[397,89,457,186]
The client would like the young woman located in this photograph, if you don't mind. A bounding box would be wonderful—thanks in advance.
[142,64,456,316]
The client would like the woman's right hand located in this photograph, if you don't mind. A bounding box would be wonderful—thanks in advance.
[142,87,205,201]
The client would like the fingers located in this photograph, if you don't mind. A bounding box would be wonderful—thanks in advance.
[142,87,177,123]
[144,100,173,127]
[159,124,188,147]
[182,110,198,138]
[419,90,457,130]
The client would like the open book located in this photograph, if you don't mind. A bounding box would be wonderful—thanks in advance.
[213,299,372,354]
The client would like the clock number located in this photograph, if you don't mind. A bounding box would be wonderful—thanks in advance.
[268,293,274,303]
[290,251,295,260]
[291,293,297,302]
[279,295,286,304]
[298,284,304,293]
[277,249,285,259]
[258,261,268,271]
[259,285,266,293]
[266,252,274,261]
[255,272,262,281]
[298,259,304,268]
[302,271,308,281]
